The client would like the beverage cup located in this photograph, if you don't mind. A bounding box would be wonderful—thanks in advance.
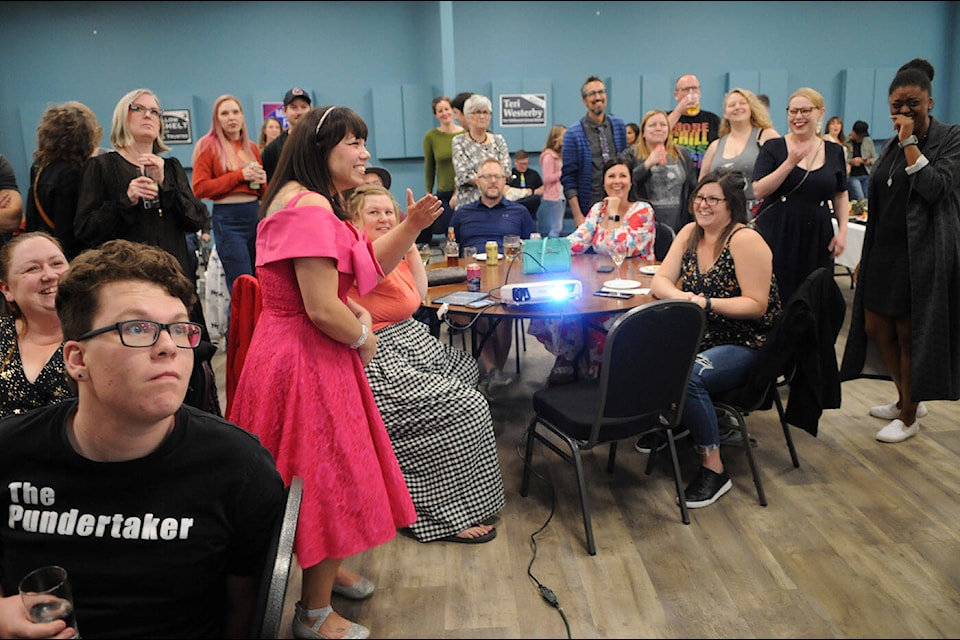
[141,166,160,209]
[19,565,80,638]
[463,246,478,262]
[503,235,521,261]
[685,94,701,116]
[418,243,432,266]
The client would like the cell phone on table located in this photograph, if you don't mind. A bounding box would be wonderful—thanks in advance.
[597,264,615,273]
[594,290,634,299]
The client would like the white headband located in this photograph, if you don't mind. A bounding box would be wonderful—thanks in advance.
[315,106,337,137]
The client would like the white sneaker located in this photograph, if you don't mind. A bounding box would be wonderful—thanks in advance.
[869,401,927,420]
[876,419,920,443]
[486,368,515,392]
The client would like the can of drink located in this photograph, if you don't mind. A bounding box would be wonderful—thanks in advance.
[466,263,481,291]
[485,241,499,265]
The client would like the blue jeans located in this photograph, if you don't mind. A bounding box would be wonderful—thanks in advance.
[848,174,869,201]
[537,198,565,237]
[211,200,259,297]
[683,344,760,451]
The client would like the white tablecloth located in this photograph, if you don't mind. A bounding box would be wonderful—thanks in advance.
[833,218,865,269]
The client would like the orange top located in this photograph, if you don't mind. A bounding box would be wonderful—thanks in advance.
[192,138,264,200]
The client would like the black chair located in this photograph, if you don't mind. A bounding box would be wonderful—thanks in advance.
[654,221,676,262]
[251,476,303,639]
[520,300,705,555]
[708,267,846,505]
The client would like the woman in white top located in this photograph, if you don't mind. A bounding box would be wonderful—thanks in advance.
[700,88,780,215]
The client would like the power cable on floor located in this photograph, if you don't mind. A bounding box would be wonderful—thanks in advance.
[517,430,572,639]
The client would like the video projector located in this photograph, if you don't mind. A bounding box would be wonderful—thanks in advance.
[500,280,582,306]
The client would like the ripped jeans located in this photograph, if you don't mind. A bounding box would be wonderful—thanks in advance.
[683,344,760,452]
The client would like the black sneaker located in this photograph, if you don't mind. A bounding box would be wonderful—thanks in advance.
[634,427,690,454]
[683,467,732,508]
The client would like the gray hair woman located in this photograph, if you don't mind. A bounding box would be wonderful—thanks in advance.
[451,94,511,209]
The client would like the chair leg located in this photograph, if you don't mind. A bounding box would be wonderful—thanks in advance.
[513,319,521,375]
[734,413,767,506]
[569,445,597,555]
[665,429,690,524]
[774,392,800,468]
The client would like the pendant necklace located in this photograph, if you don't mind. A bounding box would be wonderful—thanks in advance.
[886,153,905,188]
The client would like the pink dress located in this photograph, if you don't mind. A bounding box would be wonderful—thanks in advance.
[229,192,416,568]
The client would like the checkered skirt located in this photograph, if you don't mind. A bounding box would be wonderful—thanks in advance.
[364,318,505,541]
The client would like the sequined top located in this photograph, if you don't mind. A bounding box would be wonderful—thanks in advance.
[679,227,781,351]
[0,316,75,418]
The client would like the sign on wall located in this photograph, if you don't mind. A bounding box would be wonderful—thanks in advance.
[262,102,287,129]
[499,94,546,127]
[162,109,192,144]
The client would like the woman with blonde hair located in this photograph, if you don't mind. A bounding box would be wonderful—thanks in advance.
[625,109,697,232]
[192,94,267,297]
[538,124,566,236]
[700,88,781,215]
[346,184,504,544]
[752,87,848,302]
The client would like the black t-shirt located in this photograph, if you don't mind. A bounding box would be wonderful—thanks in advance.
[670,110,720,172]
[261,130,289,182]
[506,166,543,192]
[0,401,284,638]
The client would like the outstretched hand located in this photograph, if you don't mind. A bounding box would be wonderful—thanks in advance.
[405,189,443,231]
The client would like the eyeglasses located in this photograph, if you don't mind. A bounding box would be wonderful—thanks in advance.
[76,320,203,349]
[478,174,506,182]
[583,89,606,99]
[693,194,726,207]
[471,110,491,116]
[786,107,816,118]
[676,85,700,93]
[129,104,162,119]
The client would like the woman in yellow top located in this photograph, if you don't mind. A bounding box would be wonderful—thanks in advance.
[192,94,267,297]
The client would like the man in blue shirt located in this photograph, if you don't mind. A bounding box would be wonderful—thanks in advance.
[451,158,535,253]
[561,76,627,227]
[449,158,534,394]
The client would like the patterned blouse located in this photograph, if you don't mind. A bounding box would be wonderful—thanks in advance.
[568,199,656,259]
[451,133,511,210]
[0,316,75,418]
[679,227,781,351]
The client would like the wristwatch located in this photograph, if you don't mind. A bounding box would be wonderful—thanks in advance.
[898,135,919,148]
[349,324,369,349]
[608,214,621,222]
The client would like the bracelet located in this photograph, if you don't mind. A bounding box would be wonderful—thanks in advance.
[349,323,369,349]
[704,297,712,312]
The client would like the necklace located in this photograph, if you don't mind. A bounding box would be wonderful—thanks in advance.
[886,151,906,188]
[778,140,822,203]
[468,130,487,145]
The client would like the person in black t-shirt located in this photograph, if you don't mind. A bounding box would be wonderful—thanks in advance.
[261,87,312,182]
[505,149,543,219]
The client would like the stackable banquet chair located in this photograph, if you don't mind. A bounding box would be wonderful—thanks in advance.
[520,300,705,555]
[706,267,845,505]
[654,221,676,262]
[251,476,303,639]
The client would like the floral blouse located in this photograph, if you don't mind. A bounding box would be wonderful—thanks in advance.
[679,227,781,351]
[567,199,656,260]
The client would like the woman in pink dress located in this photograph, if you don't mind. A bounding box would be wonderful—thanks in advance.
[228,105,442,640]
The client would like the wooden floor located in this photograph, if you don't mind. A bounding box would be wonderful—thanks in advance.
[212,274,960,639]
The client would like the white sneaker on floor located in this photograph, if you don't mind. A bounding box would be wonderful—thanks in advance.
[486,368,515,392]
[869,401,927,420]
[876,419,920,443]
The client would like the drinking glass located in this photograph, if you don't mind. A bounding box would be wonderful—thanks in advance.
[418,243,432,266]
[19,565,80,637]
[503,235,521,261]
[609,241,627,283]
[463,245,478,262]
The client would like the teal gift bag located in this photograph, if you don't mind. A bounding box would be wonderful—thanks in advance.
[522,237,571,274]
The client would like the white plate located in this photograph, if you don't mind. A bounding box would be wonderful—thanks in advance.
[603,278,642,290]
[639,265,661,275]
[475,253,504,261]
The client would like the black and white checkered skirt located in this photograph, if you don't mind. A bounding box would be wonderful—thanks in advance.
[364,318,505,541]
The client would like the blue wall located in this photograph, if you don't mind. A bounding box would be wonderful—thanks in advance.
[1,1,956,204]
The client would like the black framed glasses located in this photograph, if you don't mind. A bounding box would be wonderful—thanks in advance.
[76,320,203,349]
[786,107,816,118]
[693,194,726,207]
[129,104,163,119]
